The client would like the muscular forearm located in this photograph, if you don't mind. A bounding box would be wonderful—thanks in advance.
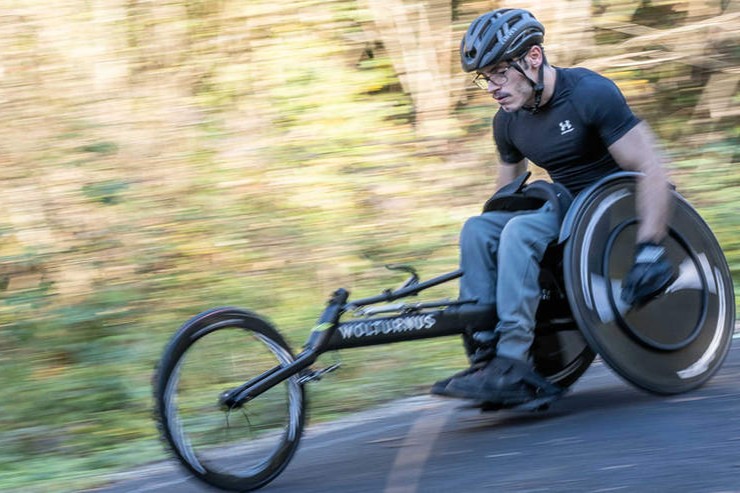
[635,154,671,243]
[609,122,672,243]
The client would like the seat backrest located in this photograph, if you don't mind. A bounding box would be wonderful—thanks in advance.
[482,175,573,225]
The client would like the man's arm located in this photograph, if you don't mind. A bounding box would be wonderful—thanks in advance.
[497,159,528,190]
[609,121,676,307]
[607,121,671,243]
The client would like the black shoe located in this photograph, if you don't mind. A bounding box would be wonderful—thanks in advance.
[430,362,485,396]
[444,356,563,406]
[430,344,499,397]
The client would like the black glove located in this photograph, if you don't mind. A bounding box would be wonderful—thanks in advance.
[620,241,676,308]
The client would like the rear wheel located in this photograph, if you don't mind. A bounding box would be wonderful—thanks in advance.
[533,248,595,389]
[532,322,595,389]
[153,308,305,492]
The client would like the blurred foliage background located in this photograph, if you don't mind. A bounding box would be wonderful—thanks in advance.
[0,0,737,490]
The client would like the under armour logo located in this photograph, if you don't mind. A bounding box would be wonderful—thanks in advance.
[559,120,574,135]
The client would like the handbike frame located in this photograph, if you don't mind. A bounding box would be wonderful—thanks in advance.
[219,267,575,409]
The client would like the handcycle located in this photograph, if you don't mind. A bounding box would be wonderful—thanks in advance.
[152,172,735,492]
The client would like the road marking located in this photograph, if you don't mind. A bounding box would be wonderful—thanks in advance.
[599,464,636,470]
[535,436,584,446]
[384,404,454,493]
[486,452,523,458]
[667,395,712,403]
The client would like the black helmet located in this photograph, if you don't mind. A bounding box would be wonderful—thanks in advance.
[460,9,545,72]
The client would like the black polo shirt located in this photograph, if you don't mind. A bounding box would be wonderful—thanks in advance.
[493,67,641,194]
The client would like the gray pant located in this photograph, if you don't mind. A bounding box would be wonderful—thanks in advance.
[459,202,561,362]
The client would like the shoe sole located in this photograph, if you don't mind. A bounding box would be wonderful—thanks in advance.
[459,391,566,412]
[440,384,535,402]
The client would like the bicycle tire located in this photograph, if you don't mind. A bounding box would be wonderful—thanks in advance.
[153,307,306,491]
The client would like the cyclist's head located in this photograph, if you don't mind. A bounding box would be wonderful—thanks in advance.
[460,9,545,73]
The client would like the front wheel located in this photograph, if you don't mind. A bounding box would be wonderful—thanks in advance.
[153,308,306,492]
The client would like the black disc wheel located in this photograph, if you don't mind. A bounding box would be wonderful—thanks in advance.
[563,174,735,394]
[533,320,595,389]
[153,308,306,491]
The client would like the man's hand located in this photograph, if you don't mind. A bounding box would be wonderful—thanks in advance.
[620,242,676,308]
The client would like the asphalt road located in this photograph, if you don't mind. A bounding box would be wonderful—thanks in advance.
[94,336,740,493]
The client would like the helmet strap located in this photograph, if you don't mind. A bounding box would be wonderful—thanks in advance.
[513,61,545,114]
[532,63,545,112]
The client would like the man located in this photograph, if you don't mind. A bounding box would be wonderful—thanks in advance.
[432,8,675,406]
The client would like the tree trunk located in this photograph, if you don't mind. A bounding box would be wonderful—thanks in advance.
[362,0,456,146]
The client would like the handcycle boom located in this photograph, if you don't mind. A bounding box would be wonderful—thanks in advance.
[219,268,485,409]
